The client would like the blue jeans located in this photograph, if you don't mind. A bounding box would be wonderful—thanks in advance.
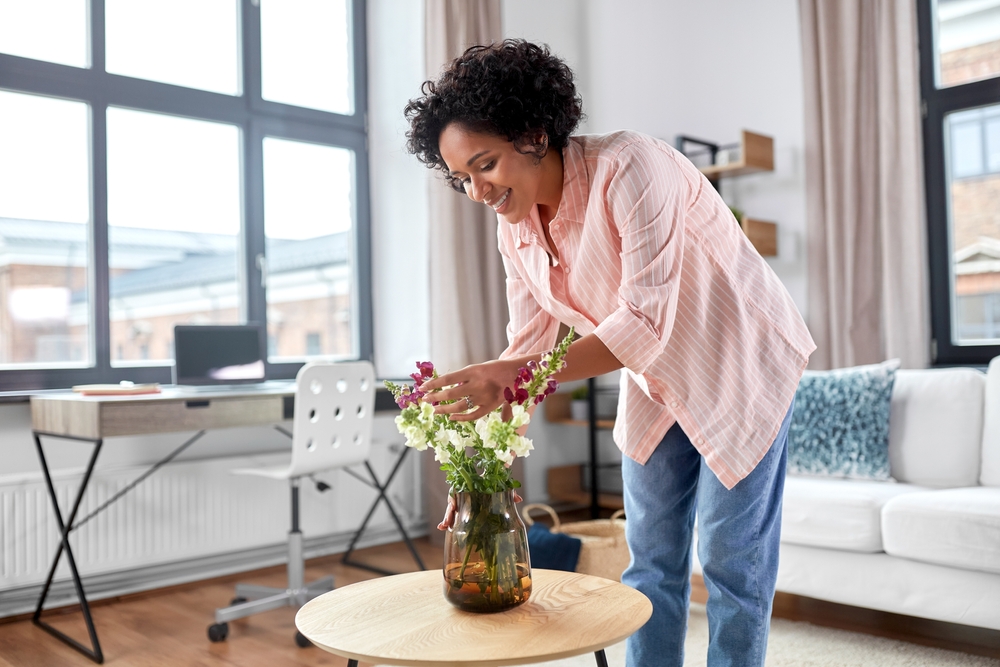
[621,401,792,667]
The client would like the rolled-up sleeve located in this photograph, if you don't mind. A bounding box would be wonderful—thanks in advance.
[593,145,687,375]
[497,229,561,360]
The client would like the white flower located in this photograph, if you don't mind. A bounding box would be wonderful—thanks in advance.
[509,403,530,429]
[418,401,436,426]
[496,448,515,465]
[510,435,534,458]
[434,423,469,452]
[474,413,502,449]
[433,444,451,464]
[395,413,429,451]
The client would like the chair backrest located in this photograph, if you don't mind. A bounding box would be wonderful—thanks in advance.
[290,361,375,478]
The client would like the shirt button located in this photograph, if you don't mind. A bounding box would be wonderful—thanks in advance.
[564,265,571,274]
[670,401,678,408]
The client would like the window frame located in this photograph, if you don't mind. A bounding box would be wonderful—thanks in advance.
[0,0,371,392]
[918,0,1000,365]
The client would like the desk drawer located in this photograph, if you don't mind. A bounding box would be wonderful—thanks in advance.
[100,395,285,437]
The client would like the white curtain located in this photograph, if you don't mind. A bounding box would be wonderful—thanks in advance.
[799,0,930,369]
[425,0,508,373]
[422,0,506,542]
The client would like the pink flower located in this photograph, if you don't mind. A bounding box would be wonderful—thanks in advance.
[409,361,435,389]
[503,385,530,406]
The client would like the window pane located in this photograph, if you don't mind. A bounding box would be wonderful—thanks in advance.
[107,108,241,365]
[260,0,353,114]
[106,0,240,96]
[0,91,91,367]
[0,0,88,68]
[987,114,1000,172]
[263,138,355,360]
[948,103,1000,343]
[936,0,1000,88]
[951,115,984,178]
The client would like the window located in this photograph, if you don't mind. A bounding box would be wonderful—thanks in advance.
[0,91,91,368]
[947,106,1000,178]
[919,0,1000,364]
[0,0,370,391]
[263,138,356,361]
[0,1,89,68]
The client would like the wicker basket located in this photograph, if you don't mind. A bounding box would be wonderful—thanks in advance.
[522,503,630,582]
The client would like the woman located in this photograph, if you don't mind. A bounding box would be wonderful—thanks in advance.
[406,40,814,667]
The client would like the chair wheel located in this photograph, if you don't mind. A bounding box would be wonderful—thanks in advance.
[295,630,312,648]
[230,596,247,606]
[208,622,229,643]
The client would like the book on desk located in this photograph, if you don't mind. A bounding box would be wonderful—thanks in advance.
[73,382,162,396]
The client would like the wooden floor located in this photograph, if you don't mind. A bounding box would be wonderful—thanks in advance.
[2,535,998,665]
[0,539,441,667]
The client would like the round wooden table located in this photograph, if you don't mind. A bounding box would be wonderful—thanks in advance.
[295,569,652,667]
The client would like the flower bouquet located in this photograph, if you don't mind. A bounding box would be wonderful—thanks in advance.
[386,329,574,612]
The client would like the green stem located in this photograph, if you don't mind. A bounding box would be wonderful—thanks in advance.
[457,466,478,494]
[457,535,474,583]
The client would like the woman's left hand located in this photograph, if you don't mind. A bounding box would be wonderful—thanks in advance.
[419,358,521,421]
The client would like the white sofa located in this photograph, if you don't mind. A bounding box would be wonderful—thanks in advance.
[698,360,1000,631]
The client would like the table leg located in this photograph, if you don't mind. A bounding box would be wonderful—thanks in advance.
[341,449,426,574]
[347,661,358,667]
[594,648,609,667]
[32,432,105,664]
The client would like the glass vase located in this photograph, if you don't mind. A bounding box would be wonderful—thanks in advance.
[443,489,532,613]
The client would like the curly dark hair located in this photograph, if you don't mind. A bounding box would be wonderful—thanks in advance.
[404,39,584,192]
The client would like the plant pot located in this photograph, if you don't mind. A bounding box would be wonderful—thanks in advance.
[443,489,532,613]
[570,399,589,422]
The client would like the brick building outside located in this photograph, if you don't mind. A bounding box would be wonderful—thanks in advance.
[0,217,354,369]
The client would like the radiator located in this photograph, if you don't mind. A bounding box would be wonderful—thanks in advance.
[0,447,424,616]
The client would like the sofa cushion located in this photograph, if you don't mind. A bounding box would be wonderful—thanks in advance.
[981,357,1000,487]
[782,476,928,552]
[882,487,1000,575]
[788,359,898,480]
[888,368,984,487]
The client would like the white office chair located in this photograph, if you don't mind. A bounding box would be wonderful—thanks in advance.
[208,361,375,647]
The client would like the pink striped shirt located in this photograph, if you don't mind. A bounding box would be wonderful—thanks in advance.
[497,131,816,489]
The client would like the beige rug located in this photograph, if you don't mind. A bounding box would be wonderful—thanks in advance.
[521,603,1000,667]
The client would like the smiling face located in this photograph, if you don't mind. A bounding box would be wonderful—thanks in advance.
[438,123,562,225]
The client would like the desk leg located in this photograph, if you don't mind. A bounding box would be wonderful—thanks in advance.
[342,449,426,575]
[594,648,609,667]
[347,661,358,667]
[32,432,105,664]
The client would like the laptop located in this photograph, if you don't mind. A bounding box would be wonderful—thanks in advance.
[172,324,267,390]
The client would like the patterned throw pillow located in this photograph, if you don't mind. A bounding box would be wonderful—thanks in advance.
[787,359,900,481]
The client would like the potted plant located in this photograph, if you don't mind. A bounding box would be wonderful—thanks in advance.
[386,329,574,613]
[570,384,589,422]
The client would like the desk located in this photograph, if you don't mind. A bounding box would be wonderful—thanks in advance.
[296,569,651,666]
[31,382,297,440]
[29,382,422,664]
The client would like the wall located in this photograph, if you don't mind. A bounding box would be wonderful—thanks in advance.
[503,0,808,501]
